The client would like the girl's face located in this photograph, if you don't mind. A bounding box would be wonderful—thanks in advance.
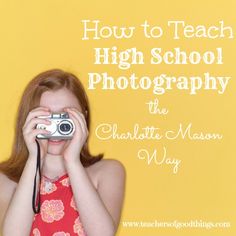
[39,87,82,156]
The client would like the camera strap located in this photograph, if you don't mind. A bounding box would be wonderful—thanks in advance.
[32,139,41,214]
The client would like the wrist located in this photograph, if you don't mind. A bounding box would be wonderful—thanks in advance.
[64,156,82,169]
[28,153,44,168]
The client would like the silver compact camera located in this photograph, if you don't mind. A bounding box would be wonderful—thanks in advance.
[36,112,75,139]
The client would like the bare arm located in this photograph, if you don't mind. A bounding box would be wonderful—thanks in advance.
[2,107,51,236]
[2,156,39,236]
[0,173,17,232]
[65,159,126,236]
[95,159,126,230]
[63,107,126,235]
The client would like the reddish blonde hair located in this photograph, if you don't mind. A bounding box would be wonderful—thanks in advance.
[0,69,103,183]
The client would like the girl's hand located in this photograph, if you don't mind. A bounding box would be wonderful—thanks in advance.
[22,107,51,160]
[62,107,89,163]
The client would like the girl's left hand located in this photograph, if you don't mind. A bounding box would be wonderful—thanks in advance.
[62,107,89,164]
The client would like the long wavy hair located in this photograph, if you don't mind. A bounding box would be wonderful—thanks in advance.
[0,69,104,183]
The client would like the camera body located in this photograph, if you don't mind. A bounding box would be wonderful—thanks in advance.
[36,112,75,139]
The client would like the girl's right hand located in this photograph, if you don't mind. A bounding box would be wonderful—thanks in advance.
[22,106,51,159]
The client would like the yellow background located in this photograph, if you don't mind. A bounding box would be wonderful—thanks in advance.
[0,0,235,235]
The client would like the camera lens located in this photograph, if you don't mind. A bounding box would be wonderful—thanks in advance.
[59,121,73,135]
[60,123,71,132]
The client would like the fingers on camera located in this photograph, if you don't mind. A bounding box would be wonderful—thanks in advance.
[23,118,50,132]
[25,107,50,124]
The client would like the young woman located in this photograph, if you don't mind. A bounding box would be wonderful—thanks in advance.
[0,69,126,236]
